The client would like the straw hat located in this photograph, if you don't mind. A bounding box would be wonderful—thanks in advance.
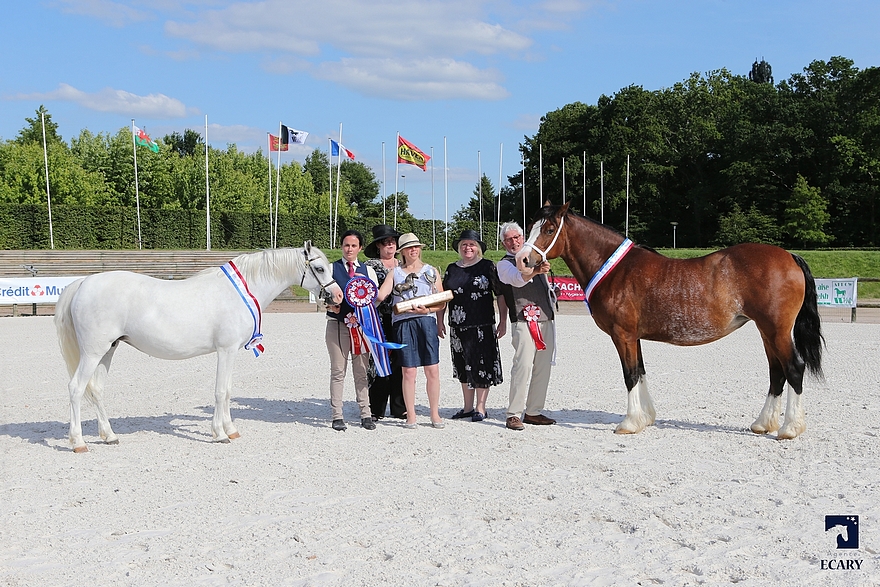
[364,224,401,258]
[397,232,426,251]
[452,229,487,253]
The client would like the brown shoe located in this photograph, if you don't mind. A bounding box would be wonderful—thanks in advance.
[523,413,556,425]
[506,416,525,430]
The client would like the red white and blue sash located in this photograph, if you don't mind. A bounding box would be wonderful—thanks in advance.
[221,261,264,357]
[583,238,634,315]
[345,276,405,377]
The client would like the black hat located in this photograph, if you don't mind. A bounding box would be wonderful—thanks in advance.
[452,229,487,253]
[364,224,401,258]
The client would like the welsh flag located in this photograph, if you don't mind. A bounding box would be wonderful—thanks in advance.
[133,125,159,153]
[398,135,429,171]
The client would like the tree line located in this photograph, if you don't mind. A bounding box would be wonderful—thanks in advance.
[492,56,878,249]
[1,109,417,237]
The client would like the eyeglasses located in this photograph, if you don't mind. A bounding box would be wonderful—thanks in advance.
[460,243,479,249]
[502,234,523,243]
[380,240,396,246]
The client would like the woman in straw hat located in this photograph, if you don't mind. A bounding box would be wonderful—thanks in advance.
[438,229,506,422]
[377,232,446,429]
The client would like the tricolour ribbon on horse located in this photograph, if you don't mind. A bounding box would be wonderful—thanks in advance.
[345,276,405,377]
[583,238,634,315]
[220,261,265,357]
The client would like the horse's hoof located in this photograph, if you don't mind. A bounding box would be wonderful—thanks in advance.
[214,438,231,444]
[227,432,241,439]
[73,445,89,453]
[776,425,804,440]
[105,439,119,445]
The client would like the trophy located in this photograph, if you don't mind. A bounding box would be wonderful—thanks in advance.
[393,268,452,314]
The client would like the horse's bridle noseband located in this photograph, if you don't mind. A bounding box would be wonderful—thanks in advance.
[523,214,565,264]
[301,252,337,301]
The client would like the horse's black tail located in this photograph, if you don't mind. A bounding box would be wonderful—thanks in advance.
[792,254,825,380]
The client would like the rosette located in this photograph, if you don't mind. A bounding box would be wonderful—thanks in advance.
[523,303,547,351]
[345,276,405,376]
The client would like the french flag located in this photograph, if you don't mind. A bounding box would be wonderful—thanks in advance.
[330,139,355,160]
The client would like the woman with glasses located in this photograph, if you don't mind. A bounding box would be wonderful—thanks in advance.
[437,229,506,422]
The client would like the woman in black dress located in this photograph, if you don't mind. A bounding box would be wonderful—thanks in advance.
[438,229,506,422]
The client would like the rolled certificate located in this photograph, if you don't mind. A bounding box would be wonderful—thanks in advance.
[393,290,453,314]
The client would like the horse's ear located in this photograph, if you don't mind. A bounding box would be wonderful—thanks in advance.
[559,201,571,216]
[543,200,552,207]
[303,240,312,253]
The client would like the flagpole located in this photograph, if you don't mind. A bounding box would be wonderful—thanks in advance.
[521,147,526,229]
[562,157,566,202]
[496,142,503,250]
[267,133,273,248]
[443,136,448,251]
[42,111,54,249]
[539,144,543,205]
[275,121,282,248]
[328,138,333,248]
[477,150,483,241]
[334,123,343,246]
[130,119,141,250]
[382,141,387,225]
[600,160,605,224]
[626,154,630,237]
[430,146,435,250]
[394,131,400,229]
[583,151,586,215]
[205,115,211,251]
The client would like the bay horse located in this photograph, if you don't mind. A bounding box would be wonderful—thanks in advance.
[517,203,824,439]
[54,243,343,453]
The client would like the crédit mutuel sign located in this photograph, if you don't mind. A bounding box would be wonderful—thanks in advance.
[0,277,83,304]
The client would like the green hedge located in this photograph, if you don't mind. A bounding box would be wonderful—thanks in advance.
[0,203,500,251]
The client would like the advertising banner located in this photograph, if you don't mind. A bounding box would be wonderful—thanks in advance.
[0,277,84,304]
[553,277,585,301]
[815,278,858,308]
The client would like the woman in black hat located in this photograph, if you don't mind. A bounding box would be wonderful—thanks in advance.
[437,229,506,422]
[363,224,406,420]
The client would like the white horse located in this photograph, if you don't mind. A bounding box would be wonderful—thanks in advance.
[55,243,343,453]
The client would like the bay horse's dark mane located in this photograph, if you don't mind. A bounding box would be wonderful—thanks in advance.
[533,203,661,255]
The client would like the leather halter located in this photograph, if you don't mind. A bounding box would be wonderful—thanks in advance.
[301,251,337,301]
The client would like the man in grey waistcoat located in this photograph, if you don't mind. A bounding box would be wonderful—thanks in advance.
[496,221,557,431]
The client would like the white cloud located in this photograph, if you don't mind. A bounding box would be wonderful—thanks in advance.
[13,83,196,118]
[163,0,531,100]
[56,0,152,27]
[165,1,531,57]
[316,58,508,100]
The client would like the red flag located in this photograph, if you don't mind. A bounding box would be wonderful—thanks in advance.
[398,136,430,171]
[269,133,288,152]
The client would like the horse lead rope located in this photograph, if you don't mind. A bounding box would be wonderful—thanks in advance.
[583,238,634,315]
[221,261,265,357]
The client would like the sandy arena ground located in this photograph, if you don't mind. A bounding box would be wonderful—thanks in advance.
[1,312,878,586]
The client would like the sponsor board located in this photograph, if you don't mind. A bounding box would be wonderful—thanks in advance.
[0,277,84,304]
[815,278,857,308]
[552,277,585,301]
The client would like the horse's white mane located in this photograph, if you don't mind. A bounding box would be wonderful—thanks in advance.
[197,247,311,283]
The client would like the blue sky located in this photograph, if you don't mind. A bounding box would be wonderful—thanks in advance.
[2,0,879,220]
